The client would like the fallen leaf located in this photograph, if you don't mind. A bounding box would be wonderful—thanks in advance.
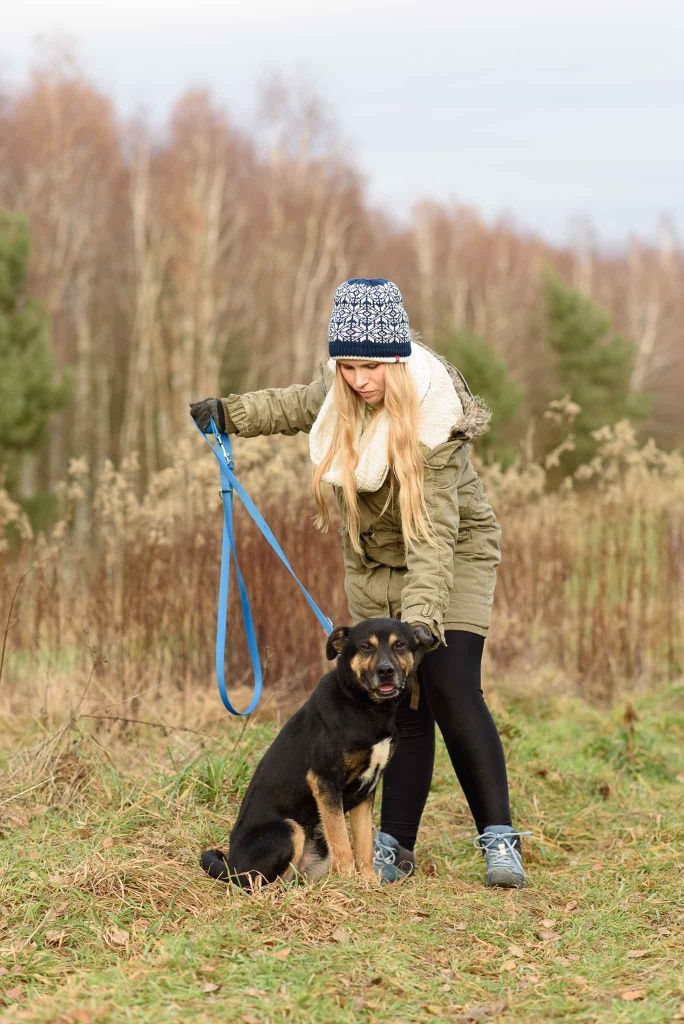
[331,927,349,944]
[242,1016,260,1024]
[201,982,220,993]
[102,837,114,849]
[563,900,578,913]
[106,927,129,947]
[626,949,648,958]
[76,827,92,839]
[244,988,267,997]
[44,929,67,947]
[501,960,517,972]
[273,946,291,959]
[508,944,525,957]
[6,987,23,1000]
[457,1000,507,1022]
[620,989,646,1001]
[51,873,75,886]
[199,965,216,974]
[541,918,557,928]
[539,929,560,941]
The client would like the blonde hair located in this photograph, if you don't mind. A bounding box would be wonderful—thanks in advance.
[312,362,439,555]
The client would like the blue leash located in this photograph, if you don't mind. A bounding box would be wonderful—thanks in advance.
[194,417,333,716]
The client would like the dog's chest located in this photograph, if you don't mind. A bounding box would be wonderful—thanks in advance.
[345,737,393,793]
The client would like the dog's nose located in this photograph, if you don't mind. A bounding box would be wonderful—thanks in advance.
[376,662,396,680]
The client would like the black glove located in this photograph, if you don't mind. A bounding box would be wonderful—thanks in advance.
[189,398,226,433]
[409,621,436,650]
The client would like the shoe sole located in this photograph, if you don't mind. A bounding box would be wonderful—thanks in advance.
[485,871,526,888]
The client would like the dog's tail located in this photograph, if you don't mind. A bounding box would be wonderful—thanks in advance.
[200,848,231,882]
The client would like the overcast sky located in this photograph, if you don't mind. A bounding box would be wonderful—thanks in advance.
[3,0,683,251]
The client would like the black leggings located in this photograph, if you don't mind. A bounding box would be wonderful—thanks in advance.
[380,629,511,848]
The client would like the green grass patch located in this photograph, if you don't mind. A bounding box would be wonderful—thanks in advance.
[1,685,682,1022]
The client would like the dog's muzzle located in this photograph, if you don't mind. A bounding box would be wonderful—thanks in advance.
[369,660,405,700]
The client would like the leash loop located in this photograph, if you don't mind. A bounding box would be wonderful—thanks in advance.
[194,416,333,716]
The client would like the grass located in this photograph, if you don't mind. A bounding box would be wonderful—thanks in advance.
[1,682,683,1023]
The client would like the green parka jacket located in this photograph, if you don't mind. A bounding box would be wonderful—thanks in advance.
[219,348,501,652]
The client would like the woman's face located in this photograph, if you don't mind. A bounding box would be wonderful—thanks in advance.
[337,361,386,403]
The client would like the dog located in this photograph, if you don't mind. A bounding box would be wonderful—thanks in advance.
[200,617,427,889]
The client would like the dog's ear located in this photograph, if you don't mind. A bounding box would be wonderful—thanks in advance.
[326,625,350,660]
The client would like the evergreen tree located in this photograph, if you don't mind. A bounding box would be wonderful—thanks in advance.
[541,271,648,471]
[0,212,71,494]
[436,327,522,464]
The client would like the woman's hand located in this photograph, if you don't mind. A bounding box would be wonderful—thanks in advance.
[409,622,436,650]
[189,398,226,433]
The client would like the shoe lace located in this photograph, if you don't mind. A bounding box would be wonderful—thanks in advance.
[373,840,397,867]
[472,830,533,868]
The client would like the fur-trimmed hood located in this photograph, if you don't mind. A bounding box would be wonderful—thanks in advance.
[317,332,491,445]
[419,339,492,443]
[312,335,491,492]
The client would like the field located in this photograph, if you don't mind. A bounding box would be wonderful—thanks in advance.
[1,669,682,1023]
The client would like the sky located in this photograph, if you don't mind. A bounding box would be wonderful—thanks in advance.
[3,0,684,252]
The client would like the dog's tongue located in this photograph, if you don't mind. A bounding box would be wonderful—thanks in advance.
[379,684,396,694]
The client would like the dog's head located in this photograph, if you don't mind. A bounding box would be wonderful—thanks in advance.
[325,618,428,703]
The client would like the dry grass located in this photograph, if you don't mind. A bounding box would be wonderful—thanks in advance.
[0,675,682,1022]
[1,417,682,712]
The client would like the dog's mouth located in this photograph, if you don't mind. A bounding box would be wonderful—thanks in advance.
[369,677,404,700]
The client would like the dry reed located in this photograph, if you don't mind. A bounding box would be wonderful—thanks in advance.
[1,419,682,721]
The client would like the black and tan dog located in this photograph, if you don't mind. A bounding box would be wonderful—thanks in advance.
[200,618,427,889]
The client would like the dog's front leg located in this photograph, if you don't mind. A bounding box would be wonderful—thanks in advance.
[306,770,354,876]
[349,795,377,884]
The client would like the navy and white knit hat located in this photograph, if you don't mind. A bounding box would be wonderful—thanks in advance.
[328,277,412,362]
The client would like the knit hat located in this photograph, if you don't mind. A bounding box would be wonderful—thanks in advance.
[328,277,412,362]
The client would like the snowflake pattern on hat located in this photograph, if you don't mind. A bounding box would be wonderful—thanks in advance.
[328,277,412,361]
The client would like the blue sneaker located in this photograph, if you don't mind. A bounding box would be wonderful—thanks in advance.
[373,831,416,883]
[473,825,532,888]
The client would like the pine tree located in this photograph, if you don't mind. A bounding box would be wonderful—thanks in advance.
[436,327,521,464]
[541,271,648,471]
[0,212,71,494]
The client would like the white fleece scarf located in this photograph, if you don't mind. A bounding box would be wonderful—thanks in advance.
[309,342,464,492]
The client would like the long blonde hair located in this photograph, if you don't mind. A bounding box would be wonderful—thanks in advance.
[312,362,439,555]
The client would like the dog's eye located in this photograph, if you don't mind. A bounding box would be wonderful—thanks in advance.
[359,642,373,654]
[393,640,406,650]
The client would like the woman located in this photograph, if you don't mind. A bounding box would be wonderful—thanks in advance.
[190,277,529,888]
